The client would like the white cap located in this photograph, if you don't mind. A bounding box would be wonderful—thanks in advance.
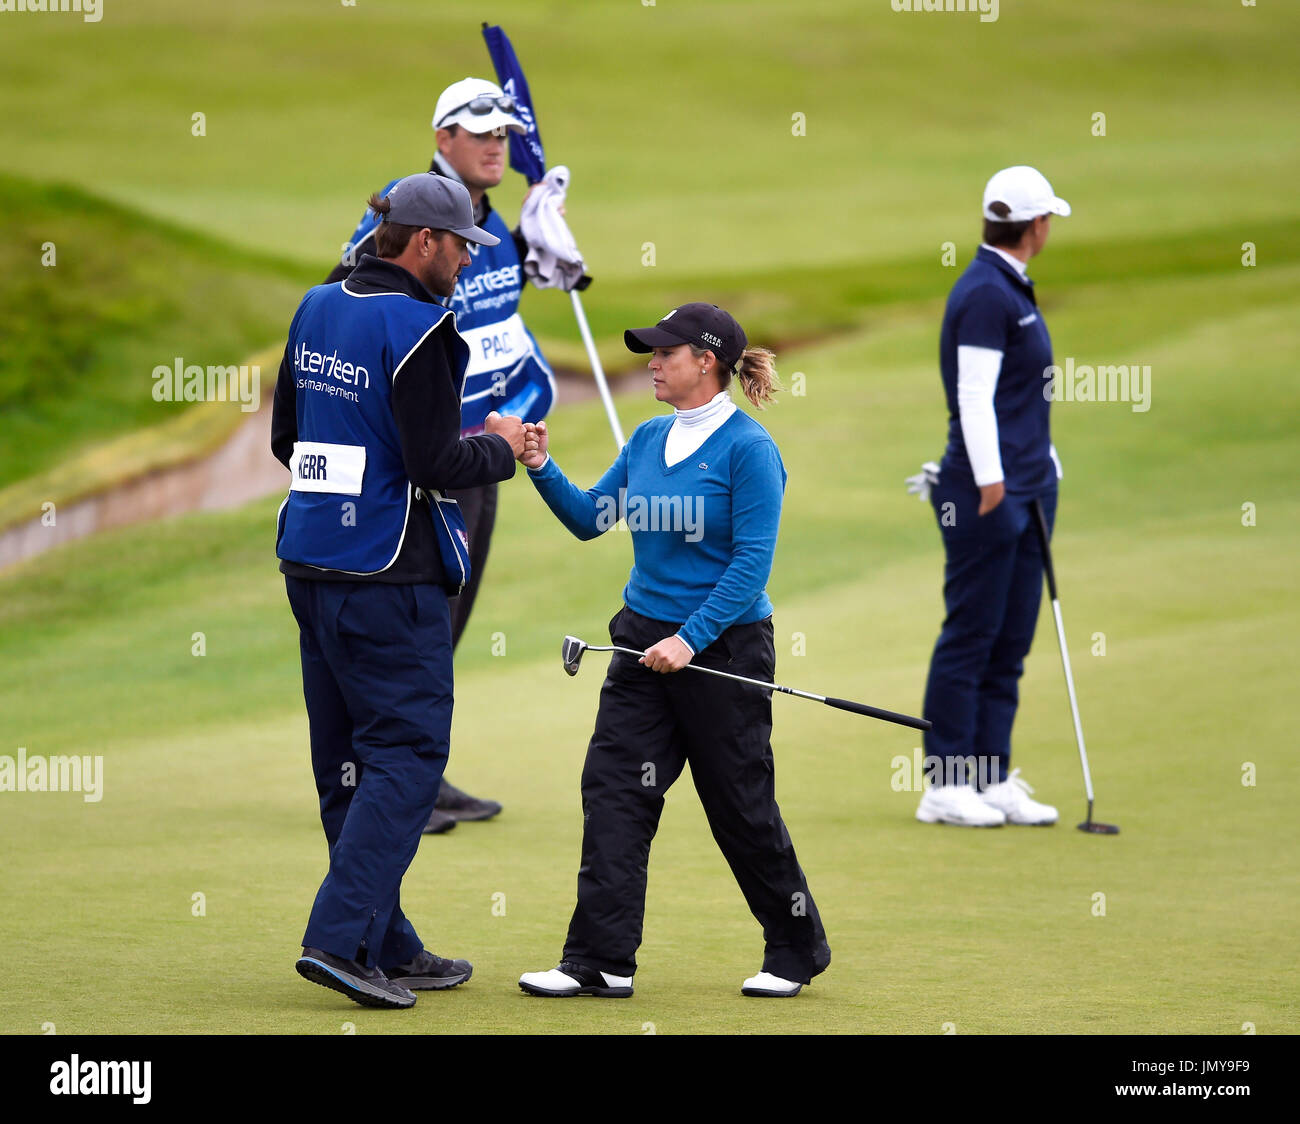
[432,77,525,135]
[982,165,1072,222]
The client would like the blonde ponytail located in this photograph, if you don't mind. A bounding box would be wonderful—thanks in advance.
[689,341,782,409]
[734,347,781,410]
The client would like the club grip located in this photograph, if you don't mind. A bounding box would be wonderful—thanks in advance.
[824,697,931,731]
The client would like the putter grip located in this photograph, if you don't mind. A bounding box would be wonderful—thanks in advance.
[824,697,932,731]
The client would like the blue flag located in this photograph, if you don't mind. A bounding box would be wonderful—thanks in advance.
[482,23,547,184]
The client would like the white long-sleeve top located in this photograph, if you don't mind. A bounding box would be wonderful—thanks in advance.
[956,343,1006,486]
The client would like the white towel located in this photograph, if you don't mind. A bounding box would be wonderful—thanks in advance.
[518,165,586,292]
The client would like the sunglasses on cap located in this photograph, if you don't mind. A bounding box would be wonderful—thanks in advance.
[437,94,518,126]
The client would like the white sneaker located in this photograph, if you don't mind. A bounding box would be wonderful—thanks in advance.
[979,768,1058,825]
[916,783,1006,827]
[742,971,802,997]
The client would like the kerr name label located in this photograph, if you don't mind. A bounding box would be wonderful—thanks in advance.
[289,442,366,496]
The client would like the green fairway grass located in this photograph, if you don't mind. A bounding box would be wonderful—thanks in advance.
[2,252,1297,1033]
[2,0,1297,1037]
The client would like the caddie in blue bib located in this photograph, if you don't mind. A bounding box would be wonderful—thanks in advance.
[276,281,473,588]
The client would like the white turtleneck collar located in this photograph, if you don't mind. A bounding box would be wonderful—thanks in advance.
[665,390,736,466]
[675,389,733,424]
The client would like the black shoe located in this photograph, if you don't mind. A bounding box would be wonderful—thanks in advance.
[387,949,473,991]
[422,808,457,834]
[518,960,634,998]
[435,780,503,822]
[296,948,416,1009]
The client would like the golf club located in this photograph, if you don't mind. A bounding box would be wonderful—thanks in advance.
[1031,500,1120,835]
[561,635,931,732]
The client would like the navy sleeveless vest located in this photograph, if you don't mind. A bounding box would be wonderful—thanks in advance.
[275,280,469,575]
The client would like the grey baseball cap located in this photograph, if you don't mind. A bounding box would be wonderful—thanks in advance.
[381,173,499,246]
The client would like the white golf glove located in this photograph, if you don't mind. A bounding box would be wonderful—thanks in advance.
[905,461,941,502]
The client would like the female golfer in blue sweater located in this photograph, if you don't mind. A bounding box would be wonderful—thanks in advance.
[517,303,831,999]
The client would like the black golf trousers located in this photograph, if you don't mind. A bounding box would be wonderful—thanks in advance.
[563,606,831,983]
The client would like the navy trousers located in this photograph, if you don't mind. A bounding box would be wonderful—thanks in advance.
[922,480,1057,787]
[285,577,453,970]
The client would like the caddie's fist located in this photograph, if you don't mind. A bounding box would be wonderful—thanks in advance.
[520,421,548,469]
[485,410,526,458]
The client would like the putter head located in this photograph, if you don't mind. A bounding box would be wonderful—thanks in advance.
[1077,798,1119,834]
[561,635,587,677]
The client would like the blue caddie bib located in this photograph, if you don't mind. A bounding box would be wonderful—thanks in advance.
[275,280,470,577]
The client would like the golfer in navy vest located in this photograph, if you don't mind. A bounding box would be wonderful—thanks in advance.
[515,303,831,999]
[915,166,1070,828]
[272,173,525,1008]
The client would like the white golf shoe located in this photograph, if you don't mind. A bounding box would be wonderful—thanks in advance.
[915,783,1006,827]
[742,971,802,997]
[979,768,1058,825]
[518,961,633,998]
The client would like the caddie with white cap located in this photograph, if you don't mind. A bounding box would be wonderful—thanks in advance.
[911,165,1072,829]
[323,77,567,832]
[433,75,529,140]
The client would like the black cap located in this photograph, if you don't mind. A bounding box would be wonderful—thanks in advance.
[624,303,748,371]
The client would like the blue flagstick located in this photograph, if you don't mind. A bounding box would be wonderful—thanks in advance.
[481,22,546,185]
[482,22,626,450]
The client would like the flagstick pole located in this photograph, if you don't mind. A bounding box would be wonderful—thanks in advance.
[569,289,625,450]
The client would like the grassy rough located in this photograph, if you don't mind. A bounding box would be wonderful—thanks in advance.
[4,0,1298,493]
[0,173,312,499]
